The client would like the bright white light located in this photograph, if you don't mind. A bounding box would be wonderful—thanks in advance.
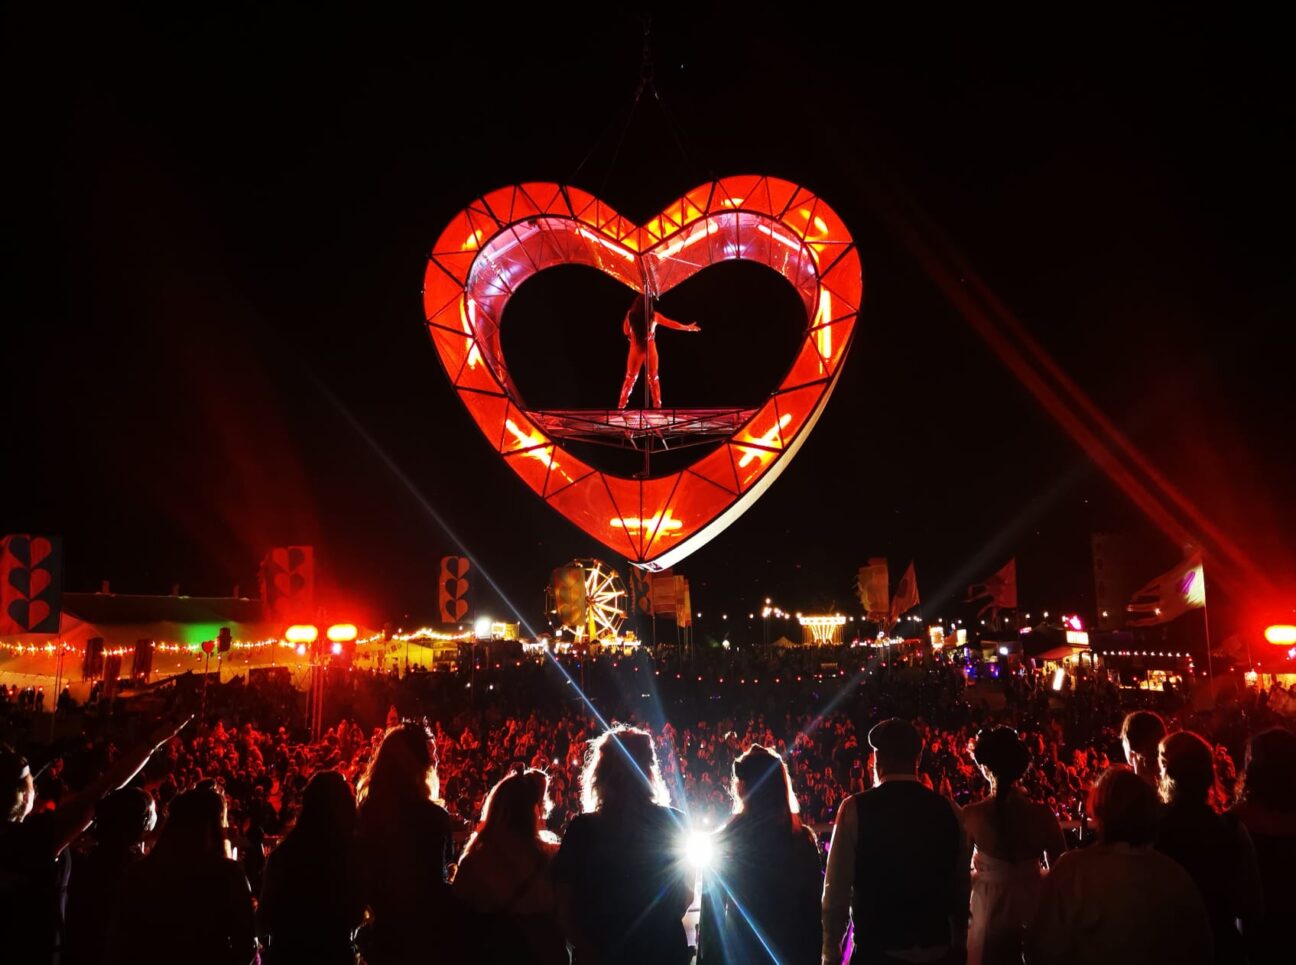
[683,830,716,871]
[474,617,492,638]
[998,646,1010,656]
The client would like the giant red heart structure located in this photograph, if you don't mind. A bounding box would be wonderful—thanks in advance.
[424,176,862,571]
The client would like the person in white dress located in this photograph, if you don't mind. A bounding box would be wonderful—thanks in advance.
[961,727,1066,965]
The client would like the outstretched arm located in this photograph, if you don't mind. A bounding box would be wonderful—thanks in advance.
[48,715,191,853]
[654,312,701,332]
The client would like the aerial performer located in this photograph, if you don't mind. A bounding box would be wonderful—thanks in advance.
[617,292,701,409]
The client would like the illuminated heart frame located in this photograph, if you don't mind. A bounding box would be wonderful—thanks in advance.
[423,176,862,571]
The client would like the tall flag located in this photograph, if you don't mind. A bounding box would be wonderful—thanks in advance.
[967,559,1018,620]
[550,564,587,628]
[857,558,890,622]
[650,571,678,617]
[437,556,472,623]
[0,534,63,635]
[1126,551,1206,626]
[259,546,316,623]
[888,561,920,628]
[674,575,692,628]
[629,567,654,617]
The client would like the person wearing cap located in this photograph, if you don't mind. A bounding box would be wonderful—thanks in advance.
[0,716,189,965]
[821,718,970,965]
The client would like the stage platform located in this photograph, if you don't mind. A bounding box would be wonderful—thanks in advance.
[527,408,756,450]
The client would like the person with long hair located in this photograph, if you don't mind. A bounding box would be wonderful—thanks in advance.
[453,767,566,964]
[616,292,701,409]
[551,724,693,964]
[1230,727,1296,964]
[1029,766,1212,964]
[258,770,363,965]
[354,721,464,965]
[1155,730,1262,964]
[696,745,821,964]
[109,785,256,965]
[961,727,1065,965]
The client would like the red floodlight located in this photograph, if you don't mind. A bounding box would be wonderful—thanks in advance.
[1264,624,1296,646]
[326,624,358,643]
[285,625,319,644]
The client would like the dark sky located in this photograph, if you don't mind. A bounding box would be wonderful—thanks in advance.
[4,8,1293,638]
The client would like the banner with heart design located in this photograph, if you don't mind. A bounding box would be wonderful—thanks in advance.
[437,555,472,624]
[259,546,316,623]
[424,176,862,570]
[0,534,63,635]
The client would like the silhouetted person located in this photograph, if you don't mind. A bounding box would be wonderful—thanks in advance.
[1155,731,1262,964]
[1029,766,1211,964]
[1119,710,1166,787]
[822,718,970,965]
[617,293,701,409]
[354,722,464,964]
[63,788,156,965]
[962,727,1066,965]
[697,745,821,965]
[1,716,187,965]
[1230,727,1296,964]
[454,768,566,964]
[258,770,363,965]
[109,786,256,965]
[552,724,693,964]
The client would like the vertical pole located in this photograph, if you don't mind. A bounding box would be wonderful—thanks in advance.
[1203,603,1216,708]
[201,651,210,723]
[49,643,64,742]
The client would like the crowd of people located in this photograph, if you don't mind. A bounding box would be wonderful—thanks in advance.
[1,647,1294,964]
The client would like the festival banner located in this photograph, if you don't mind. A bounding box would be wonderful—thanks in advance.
[259,546,316,623]
[437,556,472,624]
[650,570,678,616]
[967,559,1018,620]
[629,567,654,617]
[550,564,587,628]
[1126,551,1205,626]
[0,534,63,635]
[857,558,889,622]
[675,576,692,628]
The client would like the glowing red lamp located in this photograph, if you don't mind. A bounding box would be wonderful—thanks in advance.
[326,624,358,643]
[1264,624,1296,646]
[285,625,319,644]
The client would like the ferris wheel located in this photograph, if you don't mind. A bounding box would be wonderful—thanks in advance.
[546,558,628,642]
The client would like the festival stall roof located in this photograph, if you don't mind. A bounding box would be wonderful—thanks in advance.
[0,592,358,691]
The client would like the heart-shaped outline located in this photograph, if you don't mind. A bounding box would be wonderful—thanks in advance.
[424,176,862,570]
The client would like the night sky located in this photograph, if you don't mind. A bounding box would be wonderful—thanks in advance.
[5,9,1293,639]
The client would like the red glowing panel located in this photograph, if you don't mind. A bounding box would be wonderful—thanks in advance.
[547,476,640,560]
[1264,625,1296,646]
[425,177,862,569]
[502,445,555,497]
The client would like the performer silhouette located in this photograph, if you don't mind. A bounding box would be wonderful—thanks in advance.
[617,293,701,409]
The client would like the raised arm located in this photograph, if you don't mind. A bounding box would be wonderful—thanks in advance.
[654,312,700,332]
[48,715,190,853]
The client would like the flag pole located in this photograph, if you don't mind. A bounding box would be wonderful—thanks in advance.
[1202,563,1216,708]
